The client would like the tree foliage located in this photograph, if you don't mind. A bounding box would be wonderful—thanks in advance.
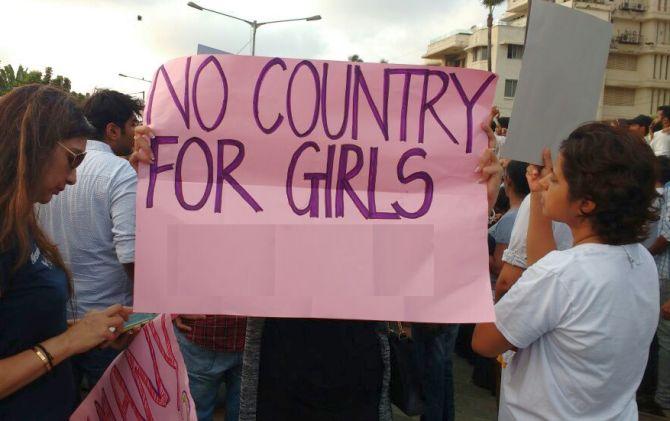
[481,0,506,72]
[0,62,88,102]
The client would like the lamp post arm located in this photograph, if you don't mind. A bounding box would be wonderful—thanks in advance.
[200,7,254,26]
[257,17,318,27]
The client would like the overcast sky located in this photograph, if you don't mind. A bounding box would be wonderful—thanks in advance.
[1,0,506,95]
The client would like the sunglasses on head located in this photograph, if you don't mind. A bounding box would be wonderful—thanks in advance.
[57,142,87,169]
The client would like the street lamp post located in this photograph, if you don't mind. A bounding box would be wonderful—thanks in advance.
[118,73,151,103]
[118,73,151,84]
[128,91,146,102]
[186,2,321,56]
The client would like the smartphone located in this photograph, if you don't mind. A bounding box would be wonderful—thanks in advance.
[122,313,158,333]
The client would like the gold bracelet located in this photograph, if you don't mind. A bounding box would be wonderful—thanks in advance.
[32,347,52,372]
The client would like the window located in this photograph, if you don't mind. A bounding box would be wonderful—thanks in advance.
[658,21,670,45]
[445,55,465,68]
[504,79,518,98]
[475,47,489,62]
[606,54,637,71]
[603,87,635,106]
[653,54,670,80]
[651,89,670,114]
[507,44,524,59]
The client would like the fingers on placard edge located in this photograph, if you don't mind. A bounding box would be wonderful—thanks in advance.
[482,165,502,176]
[104,303,123,316]
[542,148,553,169]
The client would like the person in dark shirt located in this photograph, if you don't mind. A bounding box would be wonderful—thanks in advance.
[0,85,140,420]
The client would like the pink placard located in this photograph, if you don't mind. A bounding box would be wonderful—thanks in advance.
[70,315,197,421]
[134,55,497,323]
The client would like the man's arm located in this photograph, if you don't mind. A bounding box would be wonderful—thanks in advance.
[110,165,137,279]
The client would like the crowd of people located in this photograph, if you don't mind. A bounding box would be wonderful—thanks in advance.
[0,81,668,421]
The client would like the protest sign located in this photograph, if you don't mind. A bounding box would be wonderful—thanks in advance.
[70,315,197,421]
[133,54,497,323]
[501,0,613,164]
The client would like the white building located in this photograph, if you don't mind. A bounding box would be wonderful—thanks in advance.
[424,0,670,120]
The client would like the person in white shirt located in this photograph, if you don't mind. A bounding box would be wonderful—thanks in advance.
[626,114,653,142]
[37,89,142,394]
[650,106,670,156]
[473,123,660,420]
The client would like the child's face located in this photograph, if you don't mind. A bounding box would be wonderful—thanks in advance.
[539,153,592,224]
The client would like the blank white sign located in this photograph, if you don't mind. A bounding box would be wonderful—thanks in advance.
[501,0,613,164]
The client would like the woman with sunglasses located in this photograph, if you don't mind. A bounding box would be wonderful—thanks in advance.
[0,84,149,420]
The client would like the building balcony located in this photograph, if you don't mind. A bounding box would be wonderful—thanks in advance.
[424,32,471,60]
[574,0,615,11]
[615,31,642,45]
[610,34,670,54]
[619,1,647,12]
[506,0,529,14]
[464,24,526,50]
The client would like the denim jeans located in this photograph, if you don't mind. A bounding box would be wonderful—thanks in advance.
[71,347,120,399]
[176,329,243,421]
[657,279,670,408]
[413,324,459,421]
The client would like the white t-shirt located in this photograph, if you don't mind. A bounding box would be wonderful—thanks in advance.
[495,243,659,421]
[502,194,573,269]
[651,130,670,156]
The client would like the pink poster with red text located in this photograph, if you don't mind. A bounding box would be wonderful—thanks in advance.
[71,315,197,421]
[133,54,497,323]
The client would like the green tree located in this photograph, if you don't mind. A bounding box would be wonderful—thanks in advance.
[0,64,26,93]
[0,62,84,98]
[25,70,43,84]
[348,54,364,63]
[481,0,505,72]
[42,67,53,84]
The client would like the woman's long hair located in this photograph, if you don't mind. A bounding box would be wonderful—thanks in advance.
[0,84,94,293]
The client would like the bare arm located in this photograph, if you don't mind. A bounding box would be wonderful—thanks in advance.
[649,237,669,256]
[526,149,558,266]
[472,323,516,358]
[494,262,524,302]
[0,305,127,399]
[662,299,670,320]
[0,333,74,399]
[489,243,508,278]
[526,192,556,266]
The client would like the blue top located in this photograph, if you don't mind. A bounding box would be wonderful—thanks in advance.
[489,208,520,246]
[0,243,76,420]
